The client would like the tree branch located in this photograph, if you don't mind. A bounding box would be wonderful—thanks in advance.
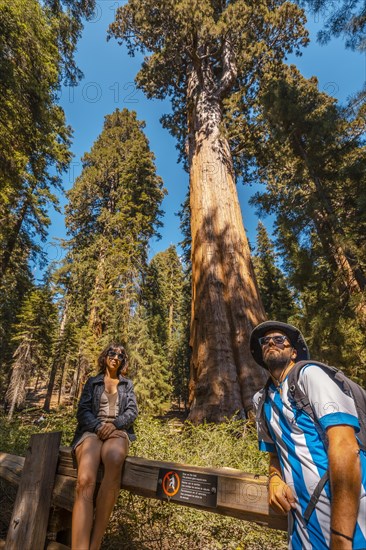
[215,35,237,99]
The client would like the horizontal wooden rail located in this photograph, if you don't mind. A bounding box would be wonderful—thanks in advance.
[0,447,287,532]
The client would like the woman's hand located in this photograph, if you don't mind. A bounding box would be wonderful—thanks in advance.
[97,422,116,440]
[268,475,297,515]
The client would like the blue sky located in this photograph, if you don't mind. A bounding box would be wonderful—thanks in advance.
[38,2,365,276]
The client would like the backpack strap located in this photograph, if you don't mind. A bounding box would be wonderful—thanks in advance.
[287,361,315,421]
[287,360,338,424]
[255,376,275,449]
[303,471,329,523]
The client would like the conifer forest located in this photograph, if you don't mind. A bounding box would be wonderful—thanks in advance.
[0,0,365,547]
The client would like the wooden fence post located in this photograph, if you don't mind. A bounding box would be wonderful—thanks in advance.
[5,432,62,550]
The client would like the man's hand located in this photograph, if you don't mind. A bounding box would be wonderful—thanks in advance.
[97,422,116,440]
[268,452,296,514]
[268,475,297,514]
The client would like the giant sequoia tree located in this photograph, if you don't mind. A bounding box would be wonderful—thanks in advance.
[109,0,308,421]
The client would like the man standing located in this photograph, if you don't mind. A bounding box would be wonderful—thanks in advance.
[250,321,366,549]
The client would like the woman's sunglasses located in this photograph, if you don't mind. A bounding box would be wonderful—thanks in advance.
[107,350,125,362]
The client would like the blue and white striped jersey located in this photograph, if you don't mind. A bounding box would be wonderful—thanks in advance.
[253,364,366,550]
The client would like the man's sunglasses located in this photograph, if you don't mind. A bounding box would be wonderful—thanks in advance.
[107,350,125,362]
[259,335,289,347]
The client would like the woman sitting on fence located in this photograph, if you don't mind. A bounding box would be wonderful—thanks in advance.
[71,343,138,550]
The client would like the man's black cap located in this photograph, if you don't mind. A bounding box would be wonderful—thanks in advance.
[250,320,310,369]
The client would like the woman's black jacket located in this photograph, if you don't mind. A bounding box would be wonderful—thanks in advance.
[71,372,138,448]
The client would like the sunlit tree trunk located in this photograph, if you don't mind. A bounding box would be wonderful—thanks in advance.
[44,304,68,411]
[6,341,31,420]
[69,351,85,406]
[187,76,267,422]
[0,198,30,284]
[57,354,67,405]
[89,251,106,338]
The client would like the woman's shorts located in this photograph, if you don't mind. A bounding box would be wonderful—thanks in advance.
[73,429,130,453]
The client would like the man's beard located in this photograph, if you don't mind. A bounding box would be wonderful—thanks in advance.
[265,354,291,372]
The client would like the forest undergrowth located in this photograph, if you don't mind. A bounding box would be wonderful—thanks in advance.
[0,407,287,549]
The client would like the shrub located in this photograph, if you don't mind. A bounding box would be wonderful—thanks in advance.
[104,416,286,549]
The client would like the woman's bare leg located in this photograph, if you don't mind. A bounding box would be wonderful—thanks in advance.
[72,437,103,550]
[89,434,129,550]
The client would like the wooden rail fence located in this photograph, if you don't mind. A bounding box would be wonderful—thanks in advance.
[0,432,287,549]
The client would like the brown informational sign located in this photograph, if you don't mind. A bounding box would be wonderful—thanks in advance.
[156,468,218,508]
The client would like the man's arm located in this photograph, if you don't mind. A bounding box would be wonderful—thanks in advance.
[268,451,296,515]
[327,425,361,550]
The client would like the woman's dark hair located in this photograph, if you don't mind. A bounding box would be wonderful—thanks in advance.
[98,342,128,376]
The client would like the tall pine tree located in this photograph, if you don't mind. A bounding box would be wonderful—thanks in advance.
[127,309,172,415]
[231,66,366,381]
[143,246,191,408]
[5,286,57,418]
[56,108,165,397]
[231,65,366,323]
[253,222,297,321]
[0,0,74,284]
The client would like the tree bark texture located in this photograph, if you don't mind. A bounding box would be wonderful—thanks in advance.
[0,198,30,284]
[89,251,106,338]
[44,305,68,411]
[187,81,267,423]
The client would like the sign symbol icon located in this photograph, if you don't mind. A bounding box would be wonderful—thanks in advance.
[162,471,180,497]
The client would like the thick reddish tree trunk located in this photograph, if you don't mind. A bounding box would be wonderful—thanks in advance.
[187,87,267,423]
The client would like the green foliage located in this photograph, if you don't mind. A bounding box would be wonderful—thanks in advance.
[108,0,308,160]
[0,245,33,375]
[0,407,76,456]
[54,108,166,394]
[133,416,266,471]
[127,311,172,415]
[0,0,72,217]
[300,0,366,51]
[143,246,185,347]
[143,246,191,407]
[253,222,297,322]
[5,286,58,416]
[106,416,285,549]
[43,0,97,84]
